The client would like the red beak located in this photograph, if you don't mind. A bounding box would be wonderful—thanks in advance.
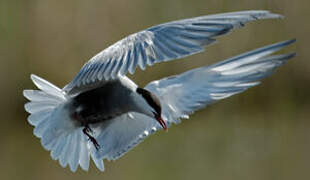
[156,116,168,131]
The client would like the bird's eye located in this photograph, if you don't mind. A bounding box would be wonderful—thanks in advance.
[152,111,160,118]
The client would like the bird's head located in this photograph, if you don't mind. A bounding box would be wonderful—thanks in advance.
[136,88,167,131]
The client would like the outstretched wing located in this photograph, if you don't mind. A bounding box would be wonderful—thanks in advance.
[95,40,296,160]
[64,10,282,94]
[145,40,296,123]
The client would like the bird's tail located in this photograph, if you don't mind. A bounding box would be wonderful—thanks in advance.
[23,74,104,172]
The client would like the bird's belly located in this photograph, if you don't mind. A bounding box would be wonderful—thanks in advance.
[76,110,125,125]
[69,80,134,126]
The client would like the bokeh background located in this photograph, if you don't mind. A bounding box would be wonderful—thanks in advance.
[1,0,309,180]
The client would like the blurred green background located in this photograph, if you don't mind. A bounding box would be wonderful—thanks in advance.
[1,0,309,180]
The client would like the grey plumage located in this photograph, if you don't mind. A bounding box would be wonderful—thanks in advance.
[145,40,296,121]
[23,10,296,172]
[64,10,282,94]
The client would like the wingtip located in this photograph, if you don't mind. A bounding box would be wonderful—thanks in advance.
[244,10,284,20]
[233,10,284,19]
[265,38,296,51]
[266,12,284,19]
[276,38,296,49]
[285,52,297,60]
[284,38,296,44]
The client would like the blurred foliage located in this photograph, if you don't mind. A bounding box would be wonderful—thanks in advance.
[0,0,309,180]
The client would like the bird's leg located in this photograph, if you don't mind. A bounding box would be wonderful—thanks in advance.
[82,125,100,150]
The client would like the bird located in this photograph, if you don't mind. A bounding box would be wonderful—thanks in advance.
[23,10,296,172]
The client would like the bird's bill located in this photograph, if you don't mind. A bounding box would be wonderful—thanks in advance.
[156,116,168,131]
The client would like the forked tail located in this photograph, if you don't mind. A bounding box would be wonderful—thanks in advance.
[23,75,104,172]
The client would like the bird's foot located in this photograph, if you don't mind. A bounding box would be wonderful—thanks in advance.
[83,125,100,150]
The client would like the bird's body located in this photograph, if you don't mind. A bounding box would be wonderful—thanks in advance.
[70,76,141,125]
[23,10,296,172]
[59,75,164,150]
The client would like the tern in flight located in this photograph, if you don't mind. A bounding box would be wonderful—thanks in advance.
[24,10,296,172]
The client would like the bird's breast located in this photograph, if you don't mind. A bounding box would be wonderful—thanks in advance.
[69,80,136,125]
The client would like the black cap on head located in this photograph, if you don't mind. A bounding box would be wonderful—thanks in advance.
[136,87,161,116]
[136,87,167,131]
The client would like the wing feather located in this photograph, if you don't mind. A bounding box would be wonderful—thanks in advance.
[92,113,161,161]
[145,40,296,123]
[64,10,282,94]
